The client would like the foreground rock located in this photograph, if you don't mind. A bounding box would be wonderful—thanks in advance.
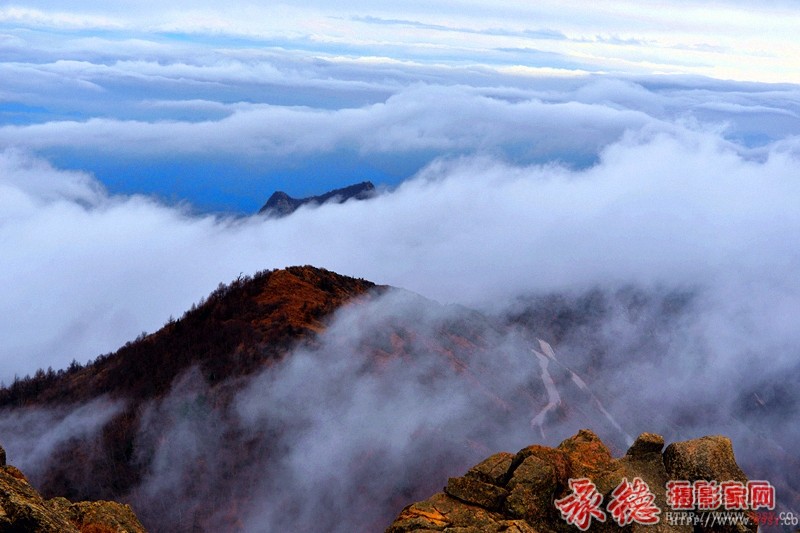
[0,445,145,533]
[387,430,758,532]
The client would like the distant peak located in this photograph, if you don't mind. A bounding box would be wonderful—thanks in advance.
[258,181,377,217]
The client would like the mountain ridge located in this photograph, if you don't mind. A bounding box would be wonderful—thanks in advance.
[258,181,376,217]
[0,265,381,408]
[0,266,796,532]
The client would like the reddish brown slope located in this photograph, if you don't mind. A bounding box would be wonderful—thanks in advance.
[0,265,381,407]
[0,266,382,506]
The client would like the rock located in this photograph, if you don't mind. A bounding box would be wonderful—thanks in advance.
[0,466,79,532]
[663,435,748,483]
[386,492,506,533]
[626,432,665,457]
[386,430,758,532]
[71,500,146,533]
[445,476,508,511]
[662,436,753,533]
[464,452,514,486]
[0,453,146,533]
[503,453,561,523]
[3,465,27,482]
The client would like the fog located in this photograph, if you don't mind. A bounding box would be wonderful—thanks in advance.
[101,275,800,530]
[0,397,124,480]
[2,1,800,529]
[3,114,800,386]
[1,129,799,529]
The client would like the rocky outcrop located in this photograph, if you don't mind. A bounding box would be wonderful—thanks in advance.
[386,430,758,532]
[0,444,145,533]
[258,181,376,217]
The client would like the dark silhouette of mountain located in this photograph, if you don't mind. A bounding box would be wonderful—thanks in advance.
[258,181,376,217]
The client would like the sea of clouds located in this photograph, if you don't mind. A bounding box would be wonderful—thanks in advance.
[2,93,800,382]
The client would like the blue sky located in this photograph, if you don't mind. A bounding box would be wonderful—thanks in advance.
[2,1,800,211]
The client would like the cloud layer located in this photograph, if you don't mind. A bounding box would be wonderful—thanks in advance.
[2,113,800,384]
[4,4,800,210]
[4,2,800,82]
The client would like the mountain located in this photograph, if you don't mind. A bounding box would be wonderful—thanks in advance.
[387,430,757,532]
[0,266,636,532]
[0,267,381,527]
[258,181,376,217]
[0,266,795,532]
[0,266,379,406]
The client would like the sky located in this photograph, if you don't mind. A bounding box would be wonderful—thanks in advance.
[2,1,800,211]
[2,2,800,529]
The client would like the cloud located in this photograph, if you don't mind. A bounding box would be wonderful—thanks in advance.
[2,112,800,382]
[116,271,799,531]
[4,50,799,178]
[2,3,800,528]
[1,58,799,530]
[0,397,124,480]
[124,289,633,531]
[0,83,657,169]
[3,36,799,214]
[4,2,800,83]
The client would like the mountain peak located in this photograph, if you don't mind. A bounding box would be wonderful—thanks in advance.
[258,181,376,217]
[0,265,380,407]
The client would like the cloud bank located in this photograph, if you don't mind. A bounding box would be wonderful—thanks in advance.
[2,113,799,385]
[4,6,800,210]
[4,1,800,82]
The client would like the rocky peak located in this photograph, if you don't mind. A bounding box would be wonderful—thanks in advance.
[387,430,760,532]
[258,181,376,217]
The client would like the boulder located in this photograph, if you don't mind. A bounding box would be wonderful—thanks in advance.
[0,443,146,532]
[386,430,758,532]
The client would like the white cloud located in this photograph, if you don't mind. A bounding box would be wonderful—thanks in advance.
[0,84,656,162]
[1,116,799,383]
[0,397,124,478]
[4,2,800,82]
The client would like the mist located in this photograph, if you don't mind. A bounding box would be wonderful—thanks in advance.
[122,289,626,531]
[3,113,800,385]
[2,121,799,529]
[116,273,798,531]
[3,1,800,530]
[0,397,124,480]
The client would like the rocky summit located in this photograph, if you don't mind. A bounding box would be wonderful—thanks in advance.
[0,443,145,532]
[386,430,759,532]
[258,180,376,217]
